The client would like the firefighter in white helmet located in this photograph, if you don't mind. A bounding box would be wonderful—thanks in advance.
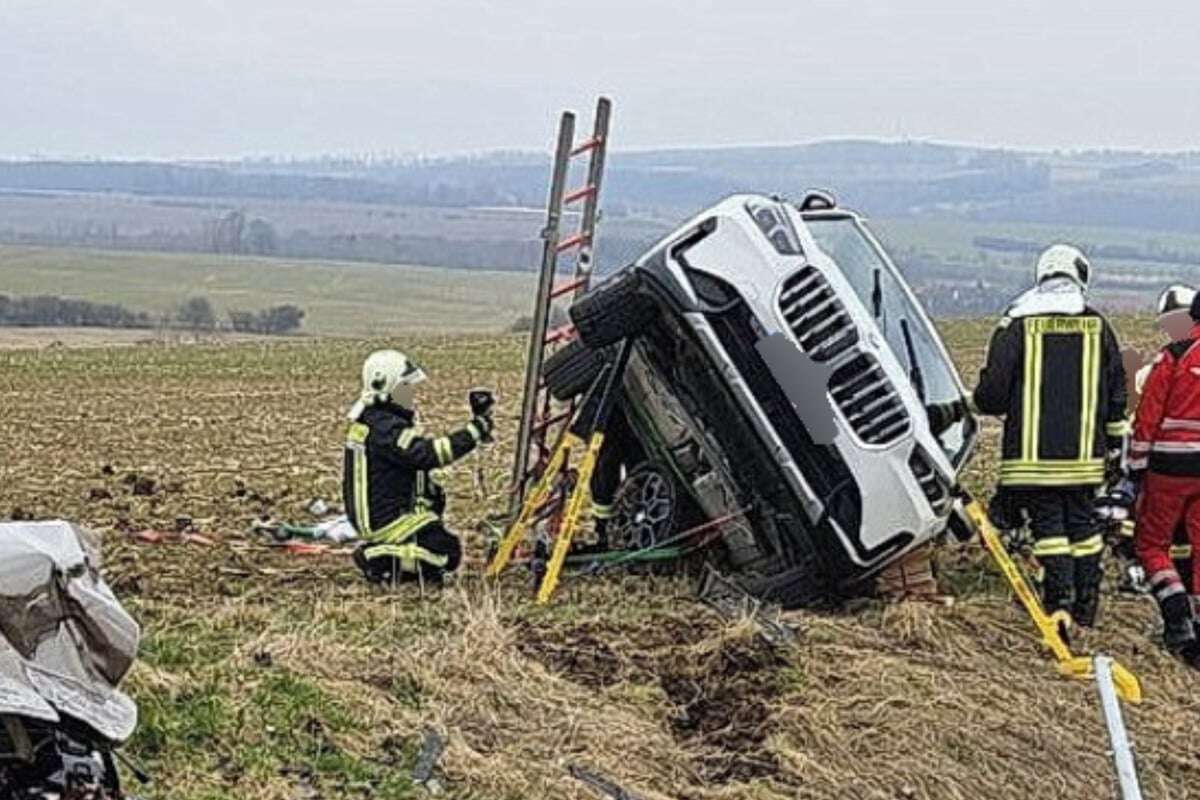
[1133,285,1198,395]
[973,244,1128,631]
[343,349,495,585]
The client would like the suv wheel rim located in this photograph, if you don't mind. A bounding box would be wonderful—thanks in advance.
[611,466,676,550]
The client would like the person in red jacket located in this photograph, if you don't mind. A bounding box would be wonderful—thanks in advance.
[1130,293,1200,665]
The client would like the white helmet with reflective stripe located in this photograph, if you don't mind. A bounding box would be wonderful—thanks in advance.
[1156,284,1196,316]
[1155,284,1197,340]
[348,349,427,419]
[1034,244,1091,290]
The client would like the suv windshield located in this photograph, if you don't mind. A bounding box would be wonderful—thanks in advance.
[803,216,974,467]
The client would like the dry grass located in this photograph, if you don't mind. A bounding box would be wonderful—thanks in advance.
[3,319,1199,799]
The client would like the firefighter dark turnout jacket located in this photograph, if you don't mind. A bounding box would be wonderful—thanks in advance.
[974,310,1128,487]
[343,403,485,568]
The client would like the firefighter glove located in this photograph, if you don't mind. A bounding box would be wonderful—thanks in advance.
[926,399,968,436]
[469,388,495,418]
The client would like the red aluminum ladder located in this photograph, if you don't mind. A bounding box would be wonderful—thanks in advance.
[508,97,612,516]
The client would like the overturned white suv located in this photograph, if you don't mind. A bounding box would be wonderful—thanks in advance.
[545,192,977,605]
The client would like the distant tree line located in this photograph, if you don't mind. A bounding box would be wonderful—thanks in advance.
[974,235,1200,267]
[0,294,153,328]
[0,293,305,335]
[228,305,305,335]
[175,296,305,335]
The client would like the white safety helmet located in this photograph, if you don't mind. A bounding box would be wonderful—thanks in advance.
[1156,284,1197,340]
[1034,244,1092,290]
[347,349,426,419]
[1156,284,1196,316]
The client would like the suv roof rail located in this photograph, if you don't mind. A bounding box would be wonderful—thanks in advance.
[798,189,837,212]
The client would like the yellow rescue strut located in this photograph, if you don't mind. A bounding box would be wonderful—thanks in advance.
[488,339,631,604]
[486,429,605,603]
[962,497,1142,704]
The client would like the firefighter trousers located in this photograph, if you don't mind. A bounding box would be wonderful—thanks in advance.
[588,407,644,545]
[1135,472,1200,623]
[353,522,463,586]
[1009,486,1105,623]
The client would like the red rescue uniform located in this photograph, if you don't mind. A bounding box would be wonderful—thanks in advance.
[1130,322,1200,623]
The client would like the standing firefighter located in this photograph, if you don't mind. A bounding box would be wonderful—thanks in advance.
[343,350,495,585]
[1129,293,1200,666]
[973,245,1127,630]
[1106,285,1197,589]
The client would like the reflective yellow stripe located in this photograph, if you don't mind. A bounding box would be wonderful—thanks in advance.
[592,503,614,520]
[398,428,419,449]
[366,510,438,544]
[414,472,429,510]
[1000,459,1106,485]
[346,423,369,444]
[1072,534,1104,558]
[434,437,453,466]
[466,421,483,443]
[1022,322,1040,462]
[363,541,449,570]
[353,450,370,531]
[1171,544,1194,560]
[1032,537,1072,557]
[1106,419,1131,437]
[1078,324,1100,461]
[346,424,372,533]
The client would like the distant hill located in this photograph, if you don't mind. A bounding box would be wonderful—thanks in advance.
[2,140,1199,317]
[3,140,1200,230]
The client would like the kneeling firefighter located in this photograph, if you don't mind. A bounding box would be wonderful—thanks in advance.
[972,245,1127,629]
[1129,293,1200,665]
[343,349,495,584]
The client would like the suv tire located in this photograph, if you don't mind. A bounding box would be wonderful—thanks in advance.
[570,271,658,348]
[543,338,612,401]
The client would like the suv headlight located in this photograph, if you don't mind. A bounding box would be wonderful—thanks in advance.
[745,200,803,256]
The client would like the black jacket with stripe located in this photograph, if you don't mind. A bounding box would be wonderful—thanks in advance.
[342,404,483,540]
[973,309,1127,487]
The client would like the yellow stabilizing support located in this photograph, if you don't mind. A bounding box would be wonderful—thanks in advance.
[962,499,1143,705]
[486,433,583,577]
[537,431,605,604]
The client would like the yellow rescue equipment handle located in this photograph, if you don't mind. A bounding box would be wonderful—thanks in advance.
[536,431,604,604]
[962,498,1143,705]
[486,432,583,577]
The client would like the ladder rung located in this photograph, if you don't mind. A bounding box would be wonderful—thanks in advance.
[556,232,590,252]
[563,184,597,205]
[550,278,587,300]
[533,410,573,434]
[570,137,603,156]
[544,324,576,344]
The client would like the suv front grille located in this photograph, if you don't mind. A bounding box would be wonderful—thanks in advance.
[778,267,857,361]
[909,446,952,516]
[707,302,861,541]
[829,354,910,445]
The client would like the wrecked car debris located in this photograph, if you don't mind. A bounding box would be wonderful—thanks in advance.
[0,521,142,799]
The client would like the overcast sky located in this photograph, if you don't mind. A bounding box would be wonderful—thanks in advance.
[3,0,1197,159]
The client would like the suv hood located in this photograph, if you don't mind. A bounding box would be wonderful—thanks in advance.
[0,521,140,743]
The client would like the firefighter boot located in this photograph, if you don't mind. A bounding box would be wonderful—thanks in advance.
[1160,592,1197,656]
[1037,554,1075,645]
[1039,554,1075,617]
[1072,553,1104,628]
